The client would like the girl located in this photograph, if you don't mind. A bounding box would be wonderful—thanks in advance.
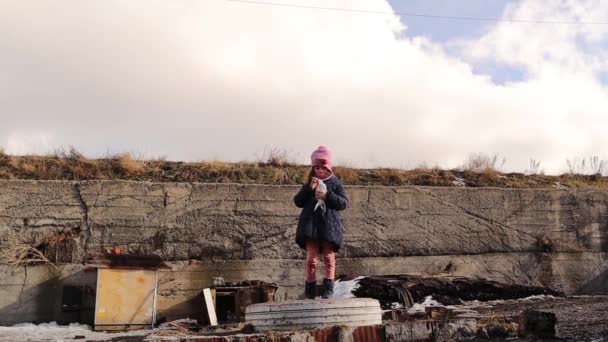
[294,146,349,299]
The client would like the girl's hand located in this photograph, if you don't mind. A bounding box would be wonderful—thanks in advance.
[315,191,327,200]
[310,178,319,190]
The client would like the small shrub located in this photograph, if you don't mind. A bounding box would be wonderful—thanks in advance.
[71,165,89,180]
[115,153,145,174]
[52,146,85,161]
[14,158,37,174]
[334,166,357,184]
[526,159,543,175]
[566,158,585,175]
[385,169,404,185]
[566,156,608,175]
[273,169,290,184]
[461,153,506,172]
[44,231,75,263]
[258,146,293,167]
[589,156,607,175]
[0,236,60,270]
[0,147,9,166]
[480,167,499,180]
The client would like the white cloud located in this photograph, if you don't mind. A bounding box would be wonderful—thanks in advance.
[0,0,607,174]
[463,0,608,76]
[4,132,54,156]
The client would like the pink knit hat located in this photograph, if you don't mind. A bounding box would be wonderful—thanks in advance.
[310,145,333,173]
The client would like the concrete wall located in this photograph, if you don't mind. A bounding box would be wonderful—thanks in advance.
[0,180,607,325]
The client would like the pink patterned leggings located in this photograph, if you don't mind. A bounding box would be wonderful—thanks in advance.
[305,240,336,282]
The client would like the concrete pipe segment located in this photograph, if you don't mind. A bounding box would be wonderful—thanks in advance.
[245,298,382,331]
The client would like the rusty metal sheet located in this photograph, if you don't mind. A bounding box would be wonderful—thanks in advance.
[352,325,384,342]
[310,327,333,342]
[308,325,384,342]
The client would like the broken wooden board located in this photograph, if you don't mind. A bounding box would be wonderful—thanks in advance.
[202,288,218,326]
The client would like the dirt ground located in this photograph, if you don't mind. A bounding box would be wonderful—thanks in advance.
[4,296,605,341]
[462,295,608,341]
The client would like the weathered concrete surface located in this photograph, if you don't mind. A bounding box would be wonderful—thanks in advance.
[0,180,607,324]
[2,180,608,260]
[0,264,95,325]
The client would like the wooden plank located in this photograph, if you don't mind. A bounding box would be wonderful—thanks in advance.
[202,288,218,326]
[235,290,241,321]
[94,269,157,330]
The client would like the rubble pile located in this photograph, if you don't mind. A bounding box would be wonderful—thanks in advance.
[351,274,564,309]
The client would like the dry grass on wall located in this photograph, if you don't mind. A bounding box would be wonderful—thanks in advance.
[1,148,608,189]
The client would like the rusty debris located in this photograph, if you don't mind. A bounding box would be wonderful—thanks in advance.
[517,309,557,339]
[351,274,564,309]
[143,276,608,341]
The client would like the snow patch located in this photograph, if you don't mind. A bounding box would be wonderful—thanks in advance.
[390,302,404,309]
[0,322,151,341]
[460,294,561,309]
[333,276,364,299]
[517,294,559,301]
[407,296,443,314]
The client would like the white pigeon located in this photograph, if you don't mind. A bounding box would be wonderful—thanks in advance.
[314,178,327,213]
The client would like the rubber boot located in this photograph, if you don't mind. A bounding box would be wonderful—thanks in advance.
[322,278,334,299]
[304,281,317,299]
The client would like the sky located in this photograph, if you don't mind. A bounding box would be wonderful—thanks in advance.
[1,0,608,174]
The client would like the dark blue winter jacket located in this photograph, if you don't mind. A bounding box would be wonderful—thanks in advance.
[294,176,349,251]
